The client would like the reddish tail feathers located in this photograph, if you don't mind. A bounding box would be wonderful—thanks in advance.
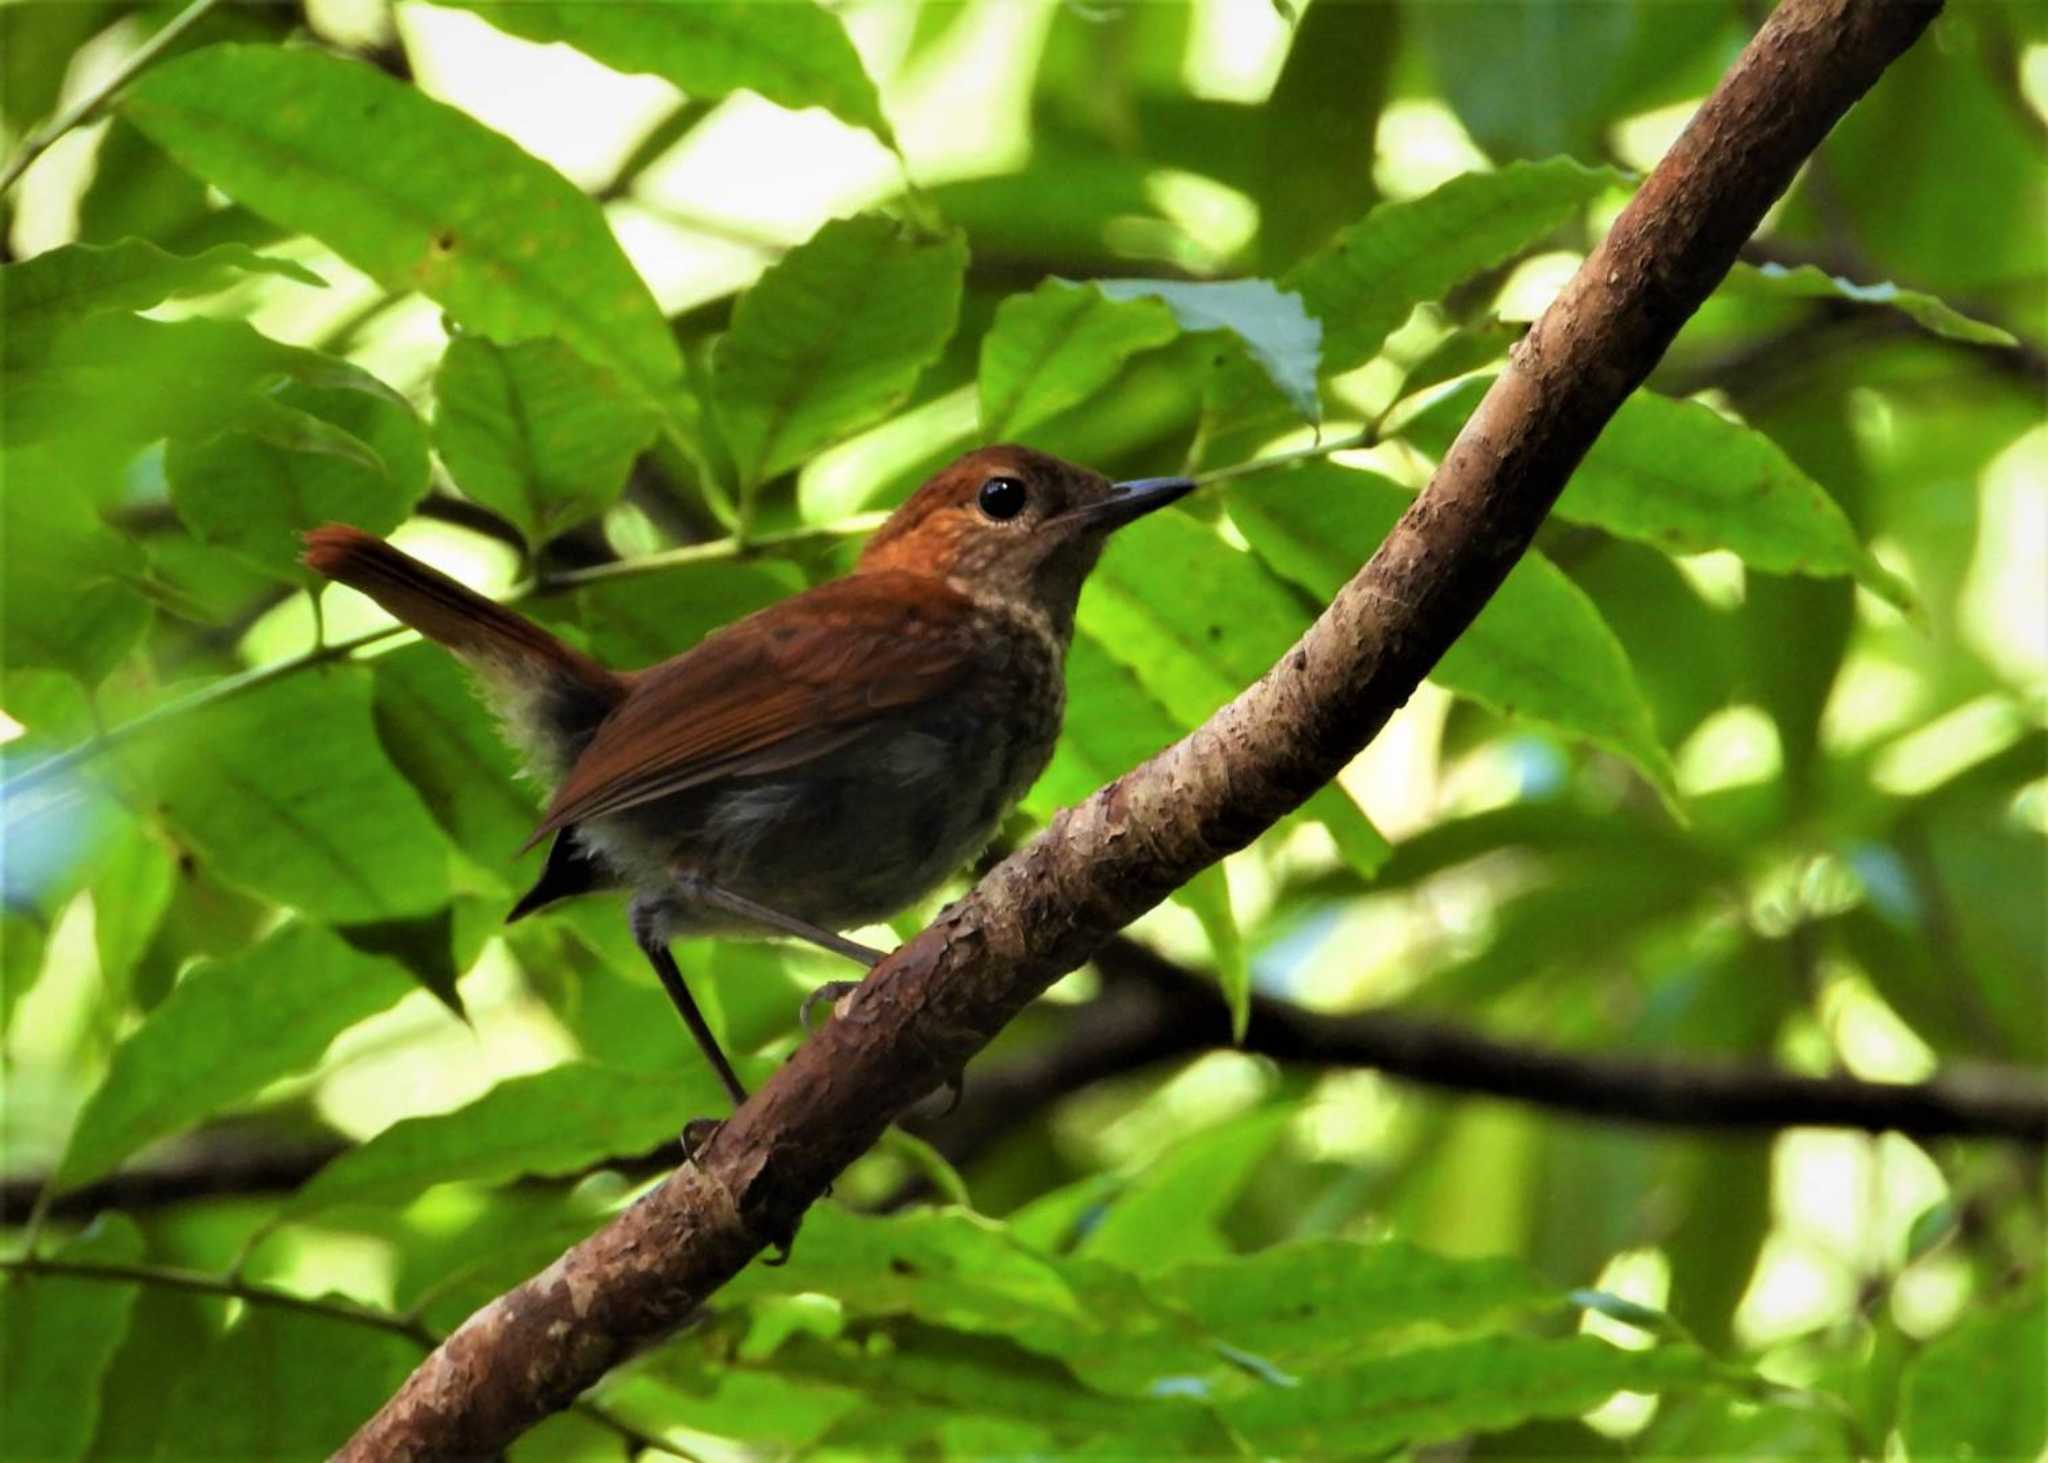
[300,525,620,698]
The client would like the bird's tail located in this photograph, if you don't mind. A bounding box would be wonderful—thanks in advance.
[301,524,623,707]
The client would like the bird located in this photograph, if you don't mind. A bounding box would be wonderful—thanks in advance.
[303,445,1193,1113]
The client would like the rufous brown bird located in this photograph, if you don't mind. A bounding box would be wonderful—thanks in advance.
[303,446,1192,1112]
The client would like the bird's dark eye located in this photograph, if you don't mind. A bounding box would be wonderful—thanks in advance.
[977,475,1029,521]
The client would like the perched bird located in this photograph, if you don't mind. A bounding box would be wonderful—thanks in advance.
[304,446,1192,1110]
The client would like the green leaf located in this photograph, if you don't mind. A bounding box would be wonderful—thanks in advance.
[1079,1107,1293,1272]
[1288,158,1623,371]
[124,44,680,397]
[0,1215,145,1463]
[1723,261,2019,348]
[1220,1334,1717,1454]
[369,641,539,872]
[1157,1240,1556,1369]
[0,238,320,342]
[1076,512,1385,872]
[1232,464,1677,802]
[1093,278,1322,423]
[153,668,456,924]
[713,216,966,491]
[1409,2,1730,163]
[1900,1291,2046,1462]
[0,447,152,683]
[569,560,804,668]
[433,335,660,547]
[153,1306,420,1462]
[51,923,415,1192]
[439,0,893,145]
[979,280,1180,441]
[167,362,430,584]
[285,1061,724,1219]
[91,826,178,1011]
[1396,379,1915,610]
[1177,865,1249,1041]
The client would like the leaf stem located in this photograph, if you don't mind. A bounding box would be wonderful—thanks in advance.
[1189,427,1376,490]
[0,1253,695,1458]
[0,0,227,197]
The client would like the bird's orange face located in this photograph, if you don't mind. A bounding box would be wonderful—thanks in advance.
[857,445,1193,620]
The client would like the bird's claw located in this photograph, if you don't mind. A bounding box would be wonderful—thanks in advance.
[938,1070,965,1116]
[799,980,863,1034]
[680,1116,723,1165]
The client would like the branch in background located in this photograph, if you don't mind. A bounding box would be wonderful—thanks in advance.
[337,7,1950,1451]
[12,929,2041,1228]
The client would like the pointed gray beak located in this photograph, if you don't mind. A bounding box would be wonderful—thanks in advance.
[1075,476,1196,531]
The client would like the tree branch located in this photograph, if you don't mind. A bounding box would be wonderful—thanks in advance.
[339,3,1945,1453]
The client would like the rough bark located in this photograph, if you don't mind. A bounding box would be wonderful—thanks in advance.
[339,1,1945,1455]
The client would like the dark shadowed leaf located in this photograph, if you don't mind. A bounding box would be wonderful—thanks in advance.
[51,923,415,1191]
[713,216,966,492]
[433,335,660,547]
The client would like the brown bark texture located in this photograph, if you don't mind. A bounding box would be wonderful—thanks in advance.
[339,1,1946,1455]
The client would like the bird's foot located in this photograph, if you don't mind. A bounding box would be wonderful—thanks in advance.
[680,1116,723,1165]
[799,979,864,1034]
[937,1070,966,1117]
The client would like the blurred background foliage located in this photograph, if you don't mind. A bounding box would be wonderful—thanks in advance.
[1,0,2043,1457]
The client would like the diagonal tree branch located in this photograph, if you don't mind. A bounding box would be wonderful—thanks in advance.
[339,2,1946,1454]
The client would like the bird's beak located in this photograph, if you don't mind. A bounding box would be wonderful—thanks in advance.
[1071,476,1196,531]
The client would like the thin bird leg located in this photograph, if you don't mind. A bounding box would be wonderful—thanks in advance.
[673,870,888,968]
[636,933,750,1110]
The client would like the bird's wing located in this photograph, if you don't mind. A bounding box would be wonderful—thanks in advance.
[524,573,981,845]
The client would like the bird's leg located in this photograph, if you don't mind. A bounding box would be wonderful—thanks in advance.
[630,903,749,1166]
[671,869,888,968]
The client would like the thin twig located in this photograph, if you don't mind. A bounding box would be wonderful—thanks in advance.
[0,0,227,196]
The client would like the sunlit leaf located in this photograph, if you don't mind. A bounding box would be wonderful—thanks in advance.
[1079,1107,1293,1272]
[1232,464,1678,802]
[979,280,1179,441]
[167,362,430,584]
[1176,864,1249,1041]
[0,1215,144,1463]
[0,237,320,341]
[433,334,659,547]
[1220,1335,1717,1454]
[1094,278,1322,423]
[439,0,893,145]
[154,1306,420,1462]
[1900,1291,2047,1461]
[154,668,456,924]
[368,641,539,872]
[52,923,415,1192]
[713,216,965,492]
[125,44,680,396]
[285,1060,725,1218]
[1723,261,2019,347]
[1397,379,1915,609]
[1158,1240,1556,1368]
[0,447,152,683]
[1289,158,1623,372]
